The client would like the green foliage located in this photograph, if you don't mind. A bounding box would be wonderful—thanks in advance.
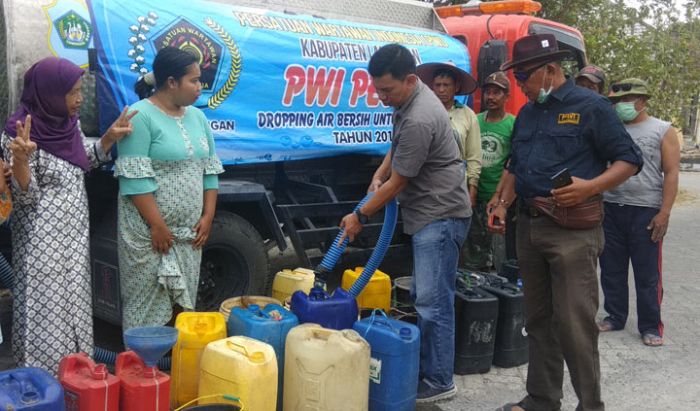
[444,0,700,129]
[542,0,700,129]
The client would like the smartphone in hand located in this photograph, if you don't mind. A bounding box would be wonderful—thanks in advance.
[551,168,573,189]
[489,213,502,227]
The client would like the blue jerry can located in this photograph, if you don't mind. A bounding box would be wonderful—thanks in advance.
[228,303,298,411]
[0,367,65,411]
[290,287,358,330]
[353,310,420,411]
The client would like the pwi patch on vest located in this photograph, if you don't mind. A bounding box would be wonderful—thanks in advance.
[558,113,580,125]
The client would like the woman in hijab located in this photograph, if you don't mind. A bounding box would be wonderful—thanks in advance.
[1,57,136,373]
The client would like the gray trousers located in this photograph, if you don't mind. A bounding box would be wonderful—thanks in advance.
[517,209,605,411]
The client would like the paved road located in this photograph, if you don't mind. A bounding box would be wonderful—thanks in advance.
[418,171,700,411]
[0,173,698,410]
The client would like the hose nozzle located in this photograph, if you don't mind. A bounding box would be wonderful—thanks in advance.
[313,267,330,290]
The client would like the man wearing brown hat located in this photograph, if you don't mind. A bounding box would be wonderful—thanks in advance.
[489,34,643,411]
[598,78,680,348]
[416,62,482,207]
[575,65,607,94]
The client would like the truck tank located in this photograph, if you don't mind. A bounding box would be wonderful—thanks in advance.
[0,0,472,325]
[0,0,448,140]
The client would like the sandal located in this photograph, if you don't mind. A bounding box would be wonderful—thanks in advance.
[597,319,618,332]
[642,333,664,347]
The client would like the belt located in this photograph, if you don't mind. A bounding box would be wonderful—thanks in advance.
[519,199,542,217]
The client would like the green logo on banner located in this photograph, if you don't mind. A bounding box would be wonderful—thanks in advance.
[54,10,92,49]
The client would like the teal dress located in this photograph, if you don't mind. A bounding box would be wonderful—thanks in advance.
[115,99,224,329]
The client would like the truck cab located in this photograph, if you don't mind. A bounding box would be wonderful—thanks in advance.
[437,0,587,114]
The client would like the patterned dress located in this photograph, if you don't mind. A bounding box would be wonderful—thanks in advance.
[116,100,223,330]
[1,129,110,374]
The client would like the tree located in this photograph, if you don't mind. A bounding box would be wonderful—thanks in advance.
[565,0,700,129]
[438,0,700,130]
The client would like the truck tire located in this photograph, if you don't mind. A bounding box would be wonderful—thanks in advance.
[196,211,271,312]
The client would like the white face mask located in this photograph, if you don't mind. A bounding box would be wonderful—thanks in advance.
[536,70,553,104]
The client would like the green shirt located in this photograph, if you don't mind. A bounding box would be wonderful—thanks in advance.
[476,112,515,202]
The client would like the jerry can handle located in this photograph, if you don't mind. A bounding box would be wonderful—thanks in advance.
[362,308,399,338]
[226,340,265,363]
[58,352,94,378]
[310,327,333,341]
[456,273,472,289]
[174,393,245,411]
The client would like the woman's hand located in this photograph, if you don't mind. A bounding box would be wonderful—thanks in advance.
[9,115,37,164]
[9,115,36,191]
[150,222,174,254]
[101,106,138,151]
[192,214,214,249]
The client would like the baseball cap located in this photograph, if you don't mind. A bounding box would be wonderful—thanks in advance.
[482,71,510,91]
[575,65,606,85]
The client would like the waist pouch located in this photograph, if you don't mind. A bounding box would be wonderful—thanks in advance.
[529,195,603,230]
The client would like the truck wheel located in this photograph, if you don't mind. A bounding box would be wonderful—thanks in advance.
[196,212,271,311]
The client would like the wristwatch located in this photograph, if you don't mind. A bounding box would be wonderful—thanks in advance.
[354,209,369,224]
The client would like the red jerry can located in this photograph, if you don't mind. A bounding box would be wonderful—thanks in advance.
[115,351,170,411]
[58,352,120,411]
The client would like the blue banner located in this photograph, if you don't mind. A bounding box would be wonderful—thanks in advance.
[87,0,470,164]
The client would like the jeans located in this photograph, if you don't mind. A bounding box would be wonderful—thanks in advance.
[410,217,470,389]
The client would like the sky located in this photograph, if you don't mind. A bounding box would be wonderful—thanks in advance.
[625,0,690,18]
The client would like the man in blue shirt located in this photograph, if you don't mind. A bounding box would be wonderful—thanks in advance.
[490,34,643,411]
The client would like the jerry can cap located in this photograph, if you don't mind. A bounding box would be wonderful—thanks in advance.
[92,363,109,380]
[400,327,412,340]
[21,389,39,404]
[249,351,266,363]
[248,304,261,312]
[194,318,210,335]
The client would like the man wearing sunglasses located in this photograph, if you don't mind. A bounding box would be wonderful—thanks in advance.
[489,34,643,411]
[598,78,680,348]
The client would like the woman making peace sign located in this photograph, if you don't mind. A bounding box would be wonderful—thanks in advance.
[1,57,136,373]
